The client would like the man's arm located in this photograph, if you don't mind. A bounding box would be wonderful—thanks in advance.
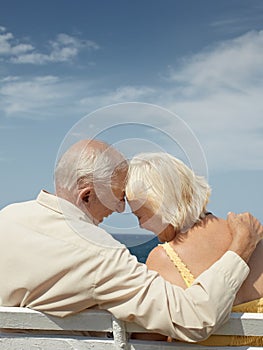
[94,212,262,342]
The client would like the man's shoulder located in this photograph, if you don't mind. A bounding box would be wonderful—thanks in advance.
[68,219,125,250]
[0,199,36,215]
[0,195,126,253]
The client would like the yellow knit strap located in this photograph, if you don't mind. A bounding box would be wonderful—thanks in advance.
[160,242,195,288]
[232,297,263,313]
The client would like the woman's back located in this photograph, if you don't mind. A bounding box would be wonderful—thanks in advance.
[147,214,263,305]
[127,152,263,345]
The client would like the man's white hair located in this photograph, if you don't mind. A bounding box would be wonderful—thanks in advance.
[55,141,127,193]
[126,152,211,233]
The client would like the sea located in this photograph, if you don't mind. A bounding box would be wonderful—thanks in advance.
[112,234,160,263]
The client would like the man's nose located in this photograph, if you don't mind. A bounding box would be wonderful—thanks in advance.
[115,200,125,213]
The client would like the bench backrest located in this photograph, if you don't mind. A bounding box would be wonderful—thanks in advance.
[0,307,262,350]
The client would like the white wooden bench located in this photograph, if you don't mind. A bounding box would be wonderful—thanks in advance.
[0,307,262,349]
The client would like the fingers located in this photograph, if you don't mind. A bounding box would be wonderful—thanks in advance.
[227,212,249,229]
[227,211,257,262]
[227,212,237,224]
[227,211,263,242]
[252,217,263,240]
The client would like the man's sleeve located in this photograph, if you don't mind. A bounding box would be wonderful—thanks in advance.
[93,247,249,342]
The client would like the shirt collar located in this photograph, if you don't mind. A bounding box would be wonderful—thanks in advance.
[36,190,93,224]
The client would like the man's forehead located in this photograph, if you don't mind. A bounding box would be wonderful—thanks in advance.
[111,183,126,193]
[112,168,127,183]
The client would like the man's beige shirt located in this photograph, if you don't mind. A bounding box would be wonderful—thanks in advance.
[0,190,249,342]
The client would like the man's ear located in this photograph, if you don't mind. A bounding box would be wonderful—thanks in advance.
[78,187,92,205]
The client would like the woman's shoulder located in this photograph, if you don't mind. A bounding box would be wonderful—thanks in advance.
[146,244,170,269]
[146,244,188,287]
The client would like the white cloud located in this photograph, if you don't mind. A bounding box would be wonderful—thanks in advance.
[0,81,154,121]
[52,33,99,50]
[77,30,263,172]
[210,4,263,35]
[168,31,263,95]
[0,75,73,118]
[1,29,262,173]
[1,76,20,82]
[163,30,263,171]
[0,27,99,64]
[75,27,263,172]
[0,30,34,56]
[0,74,98,120]
[80,86,155,108]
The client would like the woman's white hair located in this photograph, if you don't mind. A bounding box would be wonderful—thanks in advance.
[126,152,211,233]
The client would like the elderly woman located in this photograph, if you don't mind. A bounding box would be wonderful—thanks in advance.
[126,152,263,346]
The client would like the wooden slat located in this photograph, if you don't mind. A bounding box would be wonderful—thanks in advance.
[0,307,113,332]
[126,313,263,336]
[215,312,263,336]
[0,307,263,350]
[130,339,263,350]
[0,335,116,350]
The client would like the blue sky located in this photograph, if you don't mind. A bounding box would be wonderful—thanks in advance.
[0,0,262,235]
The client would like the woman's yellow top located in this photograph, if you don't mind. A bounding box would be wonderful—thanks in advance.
[161,242,263,346]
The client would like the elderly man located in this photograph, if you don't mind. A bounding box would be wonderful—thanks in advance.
[0,139,262,342]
